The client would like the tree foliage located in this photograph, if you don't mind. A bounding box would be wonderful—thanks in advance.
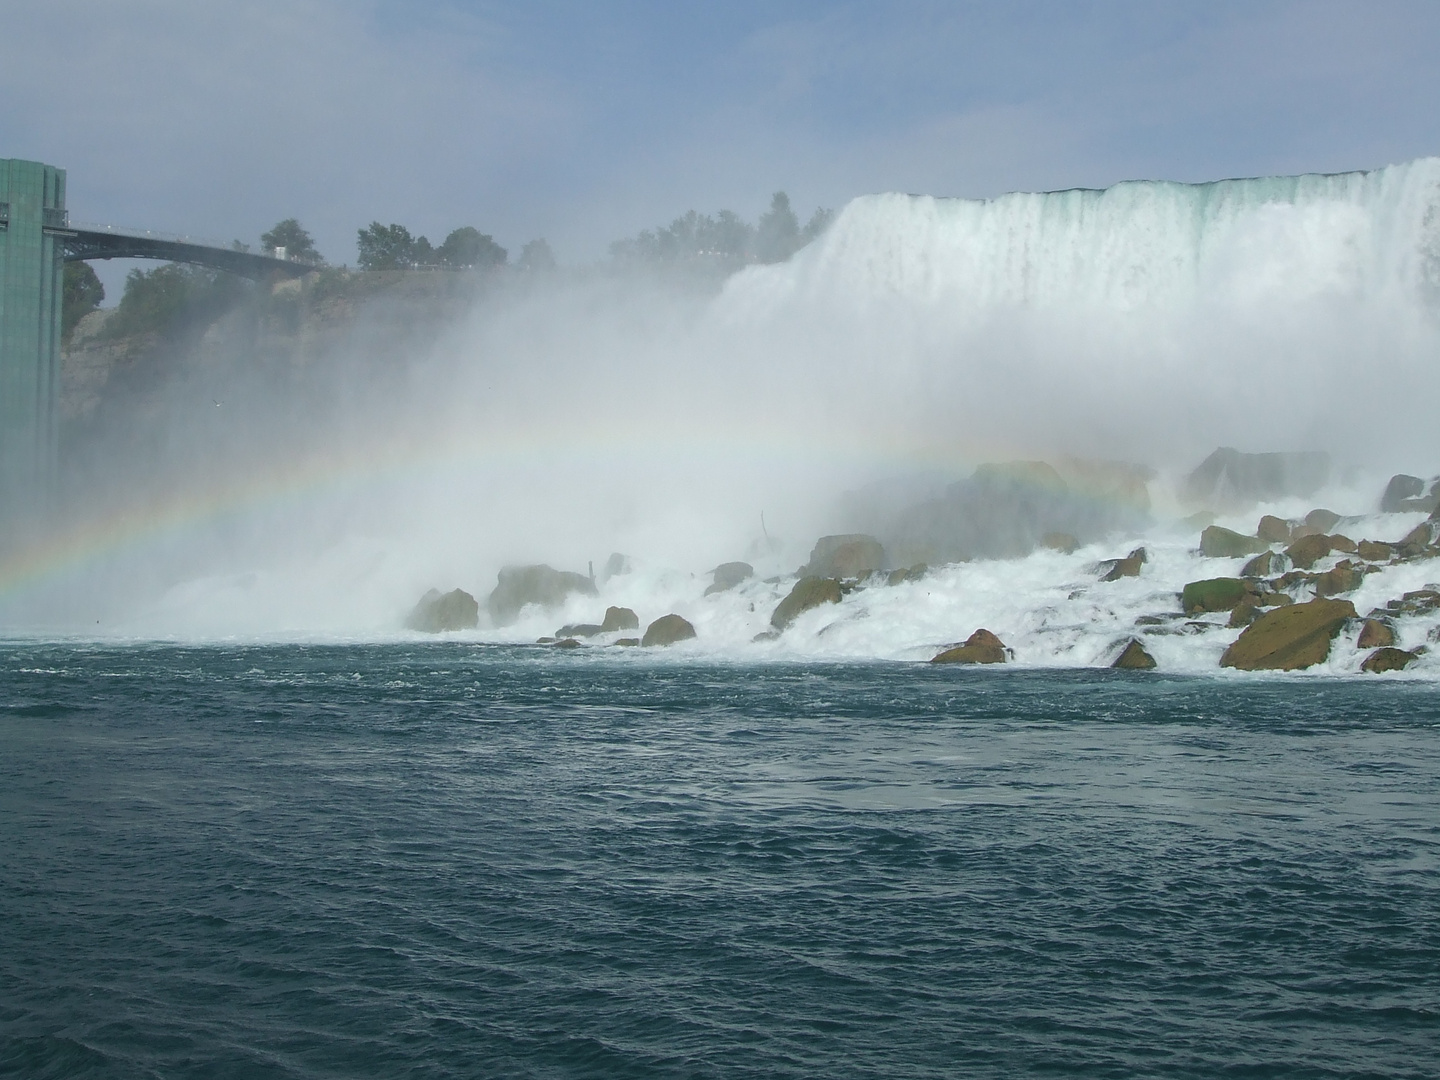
[260,219,322,264]
[62,261,105,339]
[438,227,507,268]
[609,191,833,273]
[357,222,507,270]
[517,238,556,272]
[102,263,247,340]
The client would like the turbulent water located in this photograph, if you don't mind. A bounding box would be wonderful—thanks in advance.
[2,644,1438,1078]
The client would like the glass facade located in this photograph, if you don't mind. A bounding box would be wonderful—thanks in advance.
[0,159,66,521]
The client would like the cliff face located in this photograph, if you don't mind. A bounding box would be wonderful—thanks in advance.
[62,269,489,430]
[57,268,497,510]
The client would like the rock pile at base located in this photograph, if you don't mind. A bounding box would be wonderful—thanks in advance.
[1220,599,1355,671]
[487,564,597,626]
[405,588,479,633]
[642,614,696,647]
[931,629,1008,664]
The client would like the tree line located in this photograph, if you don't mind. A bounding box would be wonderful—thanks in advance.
[63,191,836,339]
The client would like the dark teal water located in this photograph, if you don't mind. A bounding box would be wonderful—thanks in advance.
[2,644,1438,1078]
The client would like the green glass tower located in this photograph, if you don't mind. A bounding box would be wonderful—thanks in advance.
[0,158,66,522]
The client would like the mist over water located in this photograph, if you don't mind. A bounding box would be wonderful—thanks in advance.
[8,158,1440,643]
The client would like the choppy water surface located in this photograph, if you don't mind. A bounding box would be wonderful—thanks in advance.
[2,643,1438,1078]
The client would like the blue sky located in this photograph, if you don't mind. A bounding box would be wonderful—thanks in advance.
[3,0,1439,278]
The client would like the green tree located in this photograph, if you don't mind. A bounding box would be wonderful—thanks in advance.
[62,261,105,339]
[517,238,556,272]
[260,218,322,264]
[754,191,800,263]
[801,206,835,244]
[438,226,507,268]
[356,222,419,270]
[102,263,247,340]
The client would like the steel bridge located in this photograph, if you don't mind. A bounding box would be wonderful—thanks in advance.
[1,157,315,526]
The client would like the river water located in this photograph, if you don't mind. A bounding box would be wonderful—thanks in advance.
[2,642,1437,1077]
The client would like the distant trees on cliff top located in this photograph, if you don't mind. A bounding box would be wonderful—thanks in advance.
[610,192,834,273]
[356,223,507,271]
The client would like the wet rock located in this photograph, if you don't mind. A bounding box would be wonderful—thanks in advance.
[641,614,697,647]
[1220,598,1356,671]
[487,565,597,626]
[803,535,886,579]
[601,553,631,580]
[1361,647,1419,673]
[405,588,479,633]
[1257,515,1293,544]
[705,561,754,596]
[882,460,1148,564]
[1314,564,1363,598]
[615,637,641,647]
[1241,551,1280,577]
[1381,474,1426,512]
[553,638,583,649]
[601,606,640,632]
[1357,540,1393,562]
[1357,619,1395,649]
[1228,599,1260,628]
[1043,532,1079,554]
[886,564,928,586]
[705,562,754,595]
[1182,577,1253,614]
[931,629,1008,665]
[1257,591,1293,607]
[1398,523,1436,558]
[1377,588,1440,617]
[1200,525,1266,558]
[556,622,604,638]
[1328,535,1358,555]
[1182,448,1331,509]
[1284,534,1332,570]
[1100,547,1147,582]
[1112,640,1157,669]
[1304,508,1342,534]
[771,576,843,629]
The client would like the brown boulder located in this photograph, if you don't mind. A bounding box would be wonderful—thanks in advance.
[1357,619,1395,649]
[1361,647,1419,673]
[771,576,843,629]
[1112,640,1157,669]
[1357,540,1393,562]
[601,606,640,632]
[1241,551,1279,577]
[1200,525,1267,558]
[886,564,928,586]
[1329,534,1358,554]
[405,588,480,633]
[1284,533,1332,570]
[705,562,754,595]
[1304,508,1341,533]
[931,629,1008,665]
[1182,577,1253,614]
[642,614,697,647]
[1220,598,1356,671]
[1228,599,1260,628]
[1257,515,1292,544]
[487,564,597,625]
[1314,564,1363,598]
[1100,547,1147,581]
[1398,523,1436,558]
[556,622,604,638]
[803,534,886,579]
